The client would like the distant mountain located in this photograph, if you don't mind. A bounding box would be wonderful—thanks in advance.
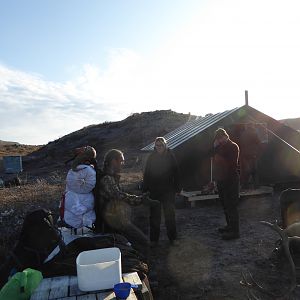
[280,117,300,131]
[0,140,19,146]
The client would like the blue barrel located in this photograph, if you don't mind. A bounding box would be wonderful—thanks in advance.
[3,156,23,174]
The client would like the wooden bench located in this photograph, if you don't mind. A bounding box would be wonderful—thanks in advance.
[181,186,274,208]
[31,272,151,300]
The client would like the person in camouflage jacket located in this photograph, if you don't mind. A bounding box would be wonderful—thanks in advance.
[96,149,159,258]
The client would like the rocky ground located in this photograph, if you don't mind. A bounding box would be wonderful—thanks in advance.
[133,191,300,300]
[1,175,299,299]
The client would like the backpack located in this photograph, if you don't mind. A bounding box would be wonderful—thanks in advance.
[0,209,63,289]
[12,209,62,271]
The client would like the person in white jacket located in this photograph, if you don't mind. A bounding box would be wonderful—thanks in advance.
[63,146,97,230]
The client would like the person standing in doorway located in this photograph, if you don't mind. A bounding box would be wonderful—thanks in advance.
[213,128,240,240]
[143,137,181,246]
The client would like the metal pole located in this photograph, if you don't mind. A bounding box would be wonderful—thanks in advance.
[210,157,213,182]
[245,90,249,106]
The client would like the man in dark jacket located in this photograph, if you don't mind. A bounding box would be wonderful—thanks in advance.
[143,137,181,246]
[213,128,240,240]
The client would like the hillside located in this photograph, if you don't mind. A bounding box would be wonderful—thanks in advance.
[21,110,195,177]
[0,142,40,157]
[3,111,299,179]
[280,117,300,131]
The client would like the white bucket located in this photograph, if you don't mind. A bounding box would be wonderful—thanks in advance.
[76,247,122,291]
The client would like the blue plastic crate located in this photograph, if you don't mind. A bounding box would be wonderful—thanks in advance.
[3,156,23,174]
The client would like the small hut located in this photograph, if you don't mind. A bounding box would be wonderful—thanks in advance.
[141,104,300,191]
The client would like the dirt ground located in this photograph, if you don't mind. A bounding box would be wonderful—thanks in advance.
[136,192,300,300]
[1,176,300,299]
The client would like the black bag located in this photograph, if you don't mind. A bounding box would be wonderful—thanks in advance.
[0,209,62,288]
[16,209,62,267]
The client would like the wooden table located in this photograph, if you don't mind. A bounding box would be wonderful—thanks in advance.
[31,272,146,300]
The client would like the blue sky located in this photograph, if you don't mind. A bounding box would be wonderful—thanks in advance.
[0,0,300,144]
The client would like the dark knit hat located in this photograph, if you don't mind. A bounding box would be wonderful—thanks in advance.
[71,146,96,171]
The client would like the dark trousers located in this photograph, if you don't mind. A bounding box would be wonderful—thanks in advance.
[120,223,150,262]
[104,214,150,262]
[217,177,240,233]
[149,191,177,242]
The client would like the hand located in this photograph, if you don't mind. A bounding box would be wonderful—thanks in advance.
[142,191,150,198]
[141,195,160,207]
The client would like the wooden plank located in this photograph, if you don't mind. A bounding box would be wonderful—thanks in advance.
[49,276,69,299]
[180,190,202,197]
[96,291,116,300]
[189,194,219,201]
[240,186,273,197]
[123,272,142,291]
[77,294,97,299]
[69,276,86,296]
[97,291,137,300]
[30,277,52,300]
[32,272,141,299]
[123,273,151,300]
[127,289,138,300]
[187,186,273,204]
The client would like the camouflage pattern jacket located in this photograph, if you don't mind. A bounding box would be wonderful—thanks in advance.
[99,170,142,229]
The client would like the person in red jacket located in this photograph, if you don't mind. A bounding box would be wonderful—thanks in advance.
[213,128,240,240]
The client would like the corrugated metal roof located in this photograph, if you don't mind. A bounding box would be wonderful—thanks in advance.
[141,107,240,151]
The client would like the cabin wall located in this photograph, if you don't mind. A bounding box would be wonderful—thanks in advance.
[175,126,222,190]
[258,134,300,184]
[174,107,300,190]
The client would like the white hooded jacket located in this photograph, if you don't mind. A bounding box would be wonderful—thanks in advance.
[64,164,96,228]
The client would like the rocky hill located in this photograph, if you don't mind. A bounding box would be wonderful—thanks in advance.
[20,110,195,177]
[280,117,300,131]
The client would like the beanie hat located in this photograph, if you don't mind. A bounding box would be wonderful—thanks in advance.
[71,146,96,171]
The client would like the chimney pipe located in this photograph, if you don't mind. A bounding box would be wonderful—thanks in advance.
[245,90,248,106]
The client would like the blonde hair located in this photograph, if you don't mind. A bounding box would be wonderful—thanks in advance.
[155,136,167,146]
[103,149,123,169]
[214,128,229,140]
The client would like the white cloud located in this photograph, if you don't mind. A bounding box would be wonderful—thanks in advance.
[1,0,300,144]
[0,63,117,145]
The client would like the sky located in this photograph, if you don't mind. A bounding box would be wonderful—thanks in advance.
[0,0,300,145]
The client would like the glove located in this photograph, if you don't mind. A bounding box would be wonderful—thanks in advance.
[141,193,160,207]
